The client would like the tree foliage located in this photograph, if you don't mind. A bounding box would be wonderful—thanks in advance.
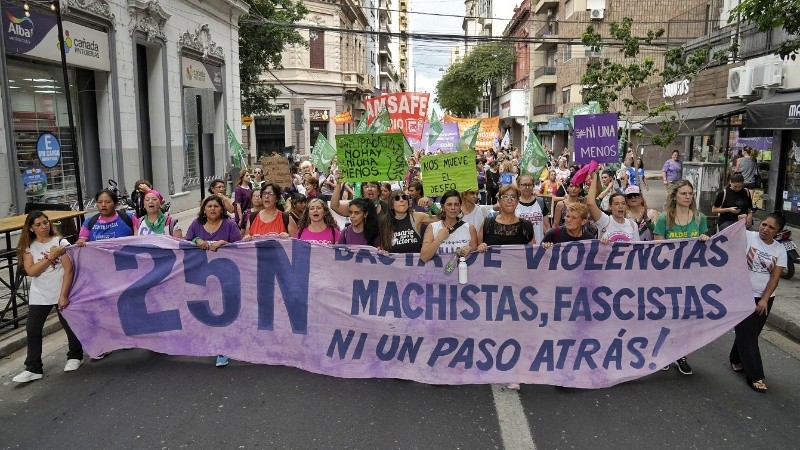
[581,17,731,147]
[732,0,800,60]
[239,0,308,116]
[436,42,514,117]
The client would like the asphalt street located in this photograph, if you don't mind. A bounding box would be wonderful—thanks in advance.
[1,324,799,449]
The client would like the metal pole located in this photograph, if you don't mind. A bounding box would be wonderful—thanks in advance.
[54,0,84,210]
[196,95,205,203]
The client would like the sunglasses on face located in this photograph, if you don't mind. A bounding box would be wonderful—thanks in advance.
[393,194,409,201]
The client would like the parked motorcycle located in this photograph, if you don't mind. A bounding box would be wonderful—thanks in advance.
[775,228,800,279]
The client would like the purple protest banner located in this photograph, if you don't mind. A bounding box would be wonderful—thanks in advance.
[62,223,753,388]
[573,113,619,164]
[424,123,460,154]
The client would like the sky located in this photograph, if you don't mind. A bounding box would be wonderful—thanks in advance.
[409,0,465,97]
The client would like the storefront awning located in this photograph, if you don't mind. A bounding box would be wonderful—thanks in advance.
[536,118,570,132]
[641,103,745,136]
[745,92,800,130]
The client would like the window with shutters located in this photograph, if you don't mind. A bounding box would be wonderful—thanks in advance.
[310,29,325,69]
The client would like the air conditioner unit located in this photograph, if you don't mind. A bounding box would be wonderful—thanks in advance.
[751,61,784,88]
[590,8,604,20]
[727,66,754,98]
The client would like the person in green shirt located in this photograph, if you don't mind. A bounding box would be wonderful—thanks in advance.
[653,179,710,376]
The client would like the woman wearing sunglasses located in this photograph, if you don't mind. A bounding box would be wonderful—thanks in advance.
[379,190,436,253]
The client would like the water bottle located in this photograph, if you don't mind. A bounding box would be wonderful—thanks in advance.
[458,257,468,284]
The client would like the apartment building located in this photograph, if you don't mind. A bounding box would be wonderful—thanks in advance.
[250,0,373,159]
[529,0,710,153]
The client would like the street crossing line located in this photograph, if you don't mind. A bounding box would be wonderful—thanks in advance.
[491,384,536,450]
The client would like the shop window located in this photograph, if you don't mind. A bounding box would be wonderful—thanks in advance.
[782,131,800,214]
[8,62,84,206]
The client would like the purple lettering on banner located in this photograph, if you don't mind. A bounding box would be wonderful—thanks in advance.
[573,113,619,165]
[63,222,754,388]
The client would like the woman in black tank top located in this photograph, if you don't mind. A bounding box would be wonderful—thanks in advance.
[380,190,436,253]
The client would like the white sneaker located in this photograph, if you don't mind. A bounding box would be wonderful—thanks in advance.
[64,359,83,372]
[91,352,109,360]
[12,370,43,383]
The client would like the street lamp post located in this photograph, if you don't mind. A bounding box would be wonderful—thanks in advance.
[52,0,84,210]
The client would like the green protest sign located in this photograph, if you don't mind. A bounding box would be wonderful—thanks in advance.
[337,133,407,182]
[419,150,478,196]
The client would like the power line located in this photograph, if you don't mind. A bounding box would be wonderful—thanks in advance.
[241,16,688,47]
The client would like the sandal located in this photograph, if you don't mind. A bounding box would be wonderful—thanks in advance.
[731,363,743,373]
[749,380,767,393]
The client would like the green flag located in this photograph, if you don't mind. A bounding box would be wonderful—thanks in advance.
[427,109,443,146]
[519,122,549,179]
[226,123,245,169]
[367,103,392,134]
[355,114,368,134]
[310,133,337,173]
[457,122,480,151]
[618,120,629,164]
[567,102,601,127]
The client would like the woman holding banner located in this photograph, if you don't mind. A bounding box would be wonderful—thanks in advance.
[137,190,182,238]
[420,190,477,262]
[540,203,594,246]
[730,212,785,393]
[339,198,381,247]
[244,183,291,239]
[12,211,83,383]
[380,190,436,253]
[296,198,340,244]
[586,169,640,243]
[185,195,242,368]
[654,180,709,375]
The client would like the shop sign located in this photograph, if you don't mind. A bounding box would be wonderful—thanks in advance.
[663,79,690,107]
[181,56,223,92]
[2,2,110,71]
[36,133,61,168]
[309,109,330,121]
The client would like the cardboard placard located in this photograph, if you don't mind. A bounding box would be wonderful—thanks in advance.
[260,156,292,187]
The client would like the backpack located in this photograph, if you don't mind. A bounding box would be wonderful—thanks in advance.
[87,209,134,232]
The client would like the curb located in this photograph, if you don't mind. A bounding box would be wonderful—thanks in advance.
[0,315,62,359]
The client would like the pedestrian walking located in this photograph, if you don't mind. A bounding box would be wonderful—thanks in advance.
[730,212,786,393]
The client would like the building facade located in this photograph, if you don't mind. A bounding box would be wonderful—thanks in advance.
[249,0,373,160]
[0,0,248,215]
[529,0,710,153]
[498,0,530,149]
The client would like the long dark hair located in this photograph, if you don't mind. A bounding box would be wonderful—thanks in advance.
[17,211,60,260]
[380,190,410,251]
[348,198,380,247]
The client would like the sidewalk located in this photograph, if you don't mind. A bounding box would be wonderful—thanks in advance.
[2,208,799,360]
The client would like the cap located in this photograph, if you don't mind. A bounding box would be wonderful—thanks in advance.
[624,185,641,196]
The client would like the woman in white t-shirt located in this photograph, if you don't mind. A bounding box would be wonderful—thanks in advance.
[12,211,83,383]
[730,213,786,393]
[586,168,639,243]
[420,190,477,262]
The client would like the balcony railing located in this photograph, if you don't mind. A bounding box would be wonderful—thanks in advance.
[533,104,556,115]
[534,66,556,78]
[535,22,558,37]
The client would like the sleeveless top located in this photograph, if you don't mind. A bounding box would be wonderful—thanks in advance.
[250,210,287,235]
[430,221,472,255]
[390,214,422,253]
